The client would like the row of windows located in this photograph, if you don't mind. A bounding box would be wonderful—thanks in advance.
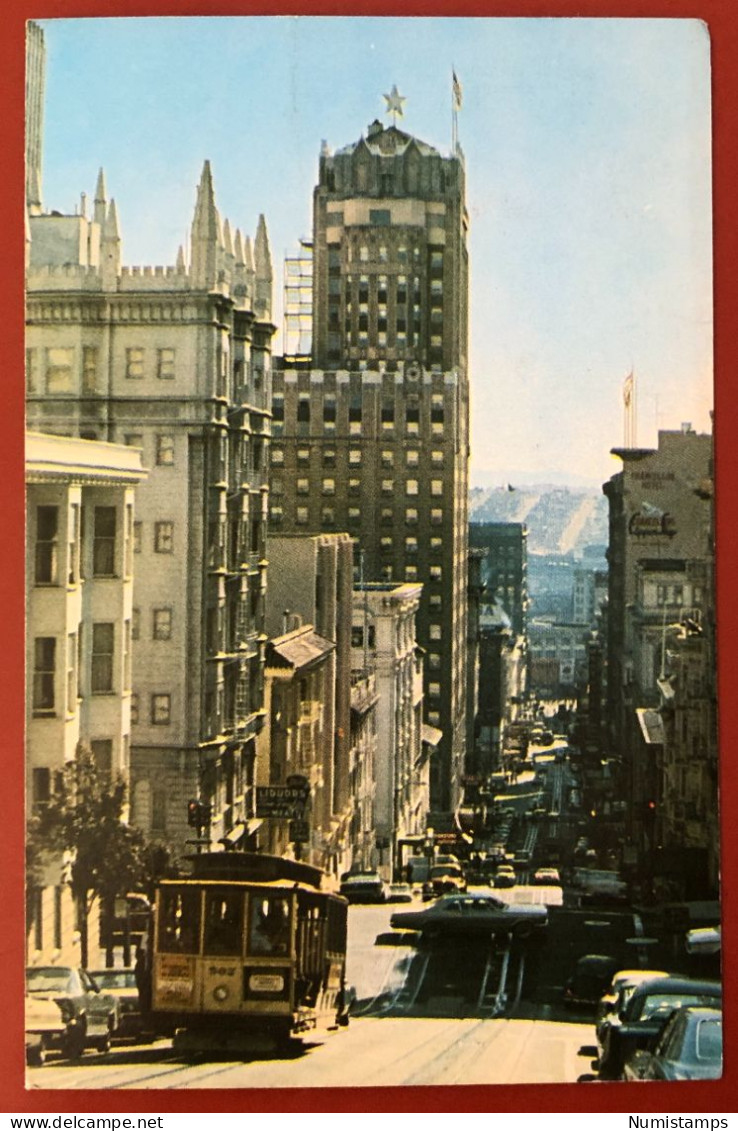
[270,505,445,527]
[26,346,176,394]
[271,447,445,468]
[130,692,172,726]
[122,432,175,464]
[133,520,175,554]
[34,504,133,586]
[32,620,132,714]
[277,477,445,497]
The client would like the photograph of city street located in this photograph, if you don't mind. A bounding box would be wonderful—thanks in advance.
[24,15,720,1090]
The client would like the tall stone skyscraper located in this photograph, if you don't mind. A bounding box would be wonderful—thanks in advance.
[271,108,470,819]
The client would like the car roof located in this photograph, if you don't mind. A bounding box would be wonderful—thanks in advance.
[632,976,721,994]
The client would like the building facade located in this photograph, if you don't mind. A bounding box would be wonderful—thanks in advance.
[26,432,146,964]
[351,583,430,879]
[603,426,716,886]
[26,162,275,858]
[271,114,470,820]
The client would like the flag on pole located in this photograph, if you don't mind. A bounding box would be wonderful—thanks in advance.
[623,369,634,408]
[452,70,463,111]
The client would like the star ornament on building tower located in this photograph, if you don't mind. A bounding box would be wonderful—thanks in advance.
[383,85,406,124]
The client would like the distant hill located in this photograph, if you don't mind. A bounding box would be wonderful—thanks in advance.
[469,484,608,557]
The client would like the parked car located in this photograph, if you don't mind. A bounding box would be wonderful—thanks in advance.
[390,891,548,937]
[493,865,517,889]
[595,969,671,1065]
[532,868,561,886]
[26,966,119,1059]
[563,955,620,1009]
[88,968,147,1041]
[386,883,414,904]
[339,871,388,904]
[597,976,722,1080]
[623,1005,722,1082]
[25,993,66,1065]
[423,862,467,898]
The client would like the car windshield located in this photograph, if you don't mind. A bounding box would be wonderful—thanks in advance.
[26,967,72,994]
[440,896,504,913]
[91,970,137,990]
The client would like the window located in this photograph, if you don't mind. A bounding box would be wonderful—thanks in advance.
[297,398,310,423]
[297,448,310,465]
[322,478,335,495]
[429,624,442,641]
[130,692,139,725]
[125,347,144,380]
[359,245,369,262]
[431,480,443,497]
[348,507,361,523]
[66,632,77,709]
[271,477,283,496]
[45,347,74,393]
[35,505,59,584]
[381,507,393,525]
[124,432,144,450]
[405,537,418,554]
[82,346,98,393]
[323,447,336,466]
[132,607,141,640]
[429,594,442,609]
[157,348,175,380]
[153,607,173,641]
[93,506,117,576]
[156,435,174,466]
[430,536,443,550]
[429,653,441,670]
[431,450,444,467]
[381,450,394,468]
[430,565,442,582]
[151,694,171,725]
[297,478,309,495]
[381,479,394,495]
[405,508,418,525]
[321,506,335,526]
[381,536,393,550]
[270,505,283,523]
[91,739,113,779]
[271,447,284,465]
[154,522,174,554]
[133,522,142,554]
[349,449,362,466]
[406,450,419,467]
[91,623,114,692]
[25,347,37,394]
[33,637,56,713]
[296,507,309,525]
[405,565,418,581]
[348,478,361,496]
[431,508,443,525]
[428,682,441,699]
[370,209,391,225]
[406,479,418,496]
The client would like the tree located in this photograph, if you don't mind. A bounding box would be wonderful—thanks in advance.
[30,742,147,967]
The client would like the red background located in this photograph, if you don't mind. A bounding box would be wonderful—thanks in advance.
[3,0,736,1114]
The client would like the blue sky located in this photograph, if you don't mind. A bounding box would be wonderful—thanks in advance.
[38,16,713,487]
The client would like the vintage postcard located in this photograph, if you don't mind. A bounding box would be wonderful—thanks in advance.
[16,7,732,1114]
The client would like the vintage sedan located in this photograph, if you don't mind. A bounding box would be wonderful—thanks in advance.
[595,968,671,1061]
[25,993,66,1065]
[339,871,388,904]
[423,863,467,898]
[89,968,147,1041]
[26,965,119,1059]
[390,892,548,937]
[596,976,722,1080]
[623,1005,722,1082]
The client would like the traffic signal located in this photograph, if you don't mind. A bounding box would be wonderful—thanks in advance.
[199,801,212,826]
[645,798,657,818]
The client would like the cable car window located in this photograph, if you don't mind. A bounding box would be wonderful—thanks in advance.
[249,894,291,956]
[158,888,201,954]
[203,889,243,955]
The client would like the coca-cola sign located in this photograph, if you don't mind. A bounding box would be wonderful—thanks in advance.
[629,511,676,537]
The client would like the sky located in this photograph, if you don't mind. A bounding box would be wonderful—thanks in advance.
[37,16,713,489]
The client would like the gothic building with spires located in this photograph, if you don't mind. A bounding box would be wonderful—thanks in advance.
[26,157,276,859]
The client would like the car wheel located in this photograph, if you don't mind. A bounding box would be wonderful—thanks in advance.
[26,1040,46,1068]
[63,1023,86,1060]
[95,1032,111,1055]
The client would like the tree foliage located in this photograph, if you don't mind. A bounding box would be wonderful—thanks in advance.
[30,742,147,965]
